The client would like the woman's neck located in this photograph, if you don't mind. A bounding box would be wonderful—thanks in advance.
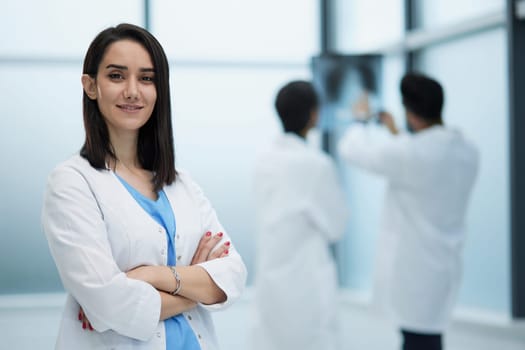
[109,131,140,169]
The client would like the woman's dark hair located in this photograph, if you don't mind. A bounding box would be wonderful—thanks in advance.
[80,23,175,191]
[275,80,319,135]
[400,72,444,123]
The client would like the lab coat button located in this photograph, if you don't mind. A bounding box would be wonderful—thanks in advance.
[158,228,163,233]
[176,234,180,240]
[157,332,161,338]
[161,248,166,255]
[198,334,202,339]
[177,255,182,261]
[187,315,192,320]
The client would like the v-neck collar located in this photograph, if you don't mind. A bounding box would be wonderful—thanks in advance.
[114,172,161,203]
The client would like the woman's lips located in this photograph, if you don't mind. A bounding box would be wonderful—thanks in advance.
[117,104,143,112]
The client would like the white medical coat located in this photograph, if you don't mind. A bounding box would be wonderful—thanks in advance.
[251,133,349,350]
[338,124,479,332]
[42,155,247,350]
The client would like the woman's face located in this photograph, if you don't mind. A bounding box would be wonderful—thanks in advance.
[82,39,157,138]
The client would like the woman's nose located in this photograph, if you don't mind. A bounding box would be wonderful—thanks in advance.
[124,79,139,100]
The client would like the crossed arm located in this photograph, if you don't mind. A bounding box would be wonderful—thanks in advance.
[79,231,229,329]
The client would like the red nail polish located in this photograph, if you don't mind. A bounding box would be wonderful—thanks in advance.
[218,232,223,237]
[89,324,94,331]
[206,231,211,237]
[225,241,231,246]
[83,322,86,329]
[224,249,229,254]
[78,312,82,321]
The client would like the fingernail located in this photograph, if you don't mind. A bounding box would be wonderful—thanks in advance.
[89,324,94,331]
[224,249,229,254]
[78,312,82,321]
[82,322,86,329]
[225,241,231,246]
[206,231,211,237]
[218,232,223,237]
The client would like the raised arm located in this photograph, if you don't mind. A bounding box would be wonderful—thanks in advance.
[337,122,409,180]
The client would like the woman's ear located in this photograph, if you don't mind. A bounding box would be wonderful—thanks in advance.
[81,74,97,100]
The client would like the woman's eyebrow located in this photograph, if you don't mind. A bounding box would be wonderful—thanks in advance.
[105,64,155,73]
[106,64,127,70]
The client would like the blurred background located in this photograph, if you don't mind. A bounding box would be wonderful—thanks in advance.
[1,0,524,349]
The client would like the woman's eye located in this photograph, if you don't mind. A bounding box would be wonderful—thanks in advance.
[108,73,124,80]
[142,76,155,82]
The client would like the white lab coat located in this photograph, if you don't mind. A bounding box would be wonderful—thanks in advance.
[251,133,349,350]
[41,154,247,350]
[338,124,479,333]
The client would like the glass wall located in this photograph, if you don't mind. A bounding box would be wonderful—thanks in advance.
[334,0,405,53]
[414,0,504,29]
[1,0,143,58]
[151,0,318,63]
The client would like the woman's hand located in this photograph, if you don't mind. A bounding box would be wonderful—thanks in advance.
[191,231,230,265]
[78,307,93,331]
[124,231,230,292]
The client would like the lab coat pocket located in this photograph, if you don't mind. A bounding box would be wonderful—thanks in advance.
[100,204,132,270]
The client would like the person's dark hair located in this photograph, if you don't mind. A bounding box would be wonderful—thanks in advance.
[275,80,319,135]
[400,72,444,123]
[80,23,175,191]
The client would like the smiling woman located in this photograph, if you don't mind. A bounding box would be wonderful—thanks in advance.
[82,40,158,154]
[41,23,247,350]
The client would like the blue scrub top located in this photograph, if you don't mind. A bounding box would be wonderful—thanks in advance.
[116,174,201,350]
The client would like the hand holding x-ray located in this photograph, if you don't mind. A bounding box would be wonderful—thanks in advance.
[351,91,373,121]
[378,111,399,135]
[350,90,399,134]
[351,90,382,123]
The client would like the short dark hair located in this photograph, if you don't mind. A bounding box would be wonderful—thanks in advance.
[275,80,319,134]
[80,23,175,192]
[400,72,444,122]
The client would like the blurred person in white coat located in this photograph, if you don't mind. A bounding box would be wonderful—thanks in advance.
[251,81,349,350]
[338,73,479,350]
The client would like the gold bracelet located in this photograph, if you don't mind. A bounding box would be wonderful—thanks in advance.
[169,266,182,295]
